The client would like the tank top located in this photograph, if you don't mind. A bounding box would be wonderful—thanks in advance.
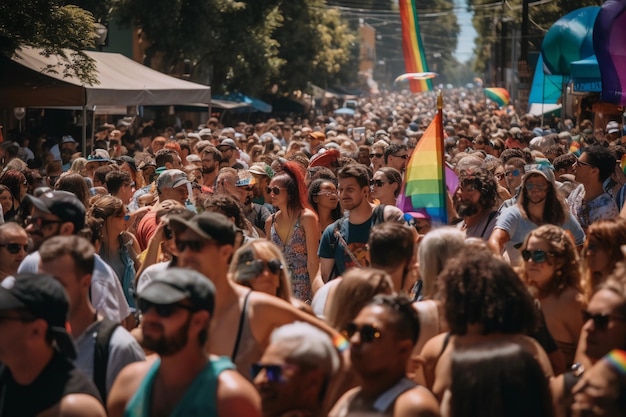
[124,356,235,417]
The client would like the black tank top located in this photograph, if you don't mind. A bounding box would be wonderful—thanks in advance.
[0,352,102,417]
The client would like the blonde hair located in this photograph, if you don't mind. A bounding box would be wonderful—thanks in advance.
[229,240,292,302]
[417,227,466,298]
[326,268,394,332]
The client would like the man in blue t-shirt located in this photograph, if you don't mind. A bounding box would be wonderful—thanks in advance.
[317,164,404,284]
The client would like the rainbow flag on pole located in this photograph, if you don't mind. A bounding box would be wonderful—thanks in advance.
[399,94,447,224]
[399,0,432,93]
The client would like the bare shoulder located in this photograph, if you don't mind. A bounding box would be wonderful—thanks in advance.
[302,208,319,222]
[327,386,360,417]
[420,332,448,359]
[57,394,107,417]
[394,386,441,417]
[383,205,405,222]
[217,370,262,417]
[107,356,157,417]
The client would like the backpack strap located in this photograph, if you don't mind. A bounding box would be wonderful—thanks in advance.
[94,319,120,403]
[372,204,386,225]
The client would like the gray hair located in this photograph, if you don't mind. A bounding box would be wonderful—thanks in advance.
[269,321,340,376]
[418,227,466,297]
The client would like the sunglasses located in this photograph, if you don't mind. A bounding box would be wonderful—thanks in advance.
[392,154,409,160]
[343,322,381,343]
[521,249,554,263]
[0,314,35,323]
[369,153,383,158]
[0,243,28,254]
[525,183,548,192]
[137,299,197,318]
[266,186,284,195]
[574,159,592,167]
[582,311,626,331]
[370,179,390,187]
[505,169,520,177]
[175,239,208,253]
[250,363,297,382]
[26,217,62,229]
[240,259,283,279]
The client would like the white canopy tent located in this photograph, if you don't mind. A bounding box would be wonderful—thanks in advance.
[0,46,213,153]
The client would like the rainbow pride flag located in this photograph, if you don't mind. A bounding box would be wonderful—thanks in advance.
[484,87,510,107]
[399,0,432,93]
[399,99,447,224]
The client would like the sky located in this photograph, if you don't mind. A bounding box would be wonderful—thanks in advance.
[453,0,478,63]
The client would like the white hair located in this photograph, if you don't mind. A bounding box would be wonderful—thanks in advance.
[269,321,340,376]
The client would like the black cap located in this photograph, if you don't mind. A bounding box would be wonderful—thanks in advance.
[169,212,237,246]
[26,190,86,232]
[118,156,138,172]
[0,274,77,359]
[138,268,216,315]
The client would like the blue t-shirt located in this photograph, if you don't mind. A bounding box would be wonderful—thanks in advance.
[318,215,375,276]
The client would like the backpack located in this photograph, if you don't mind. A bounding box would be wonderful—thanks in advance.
[93,319,120,403]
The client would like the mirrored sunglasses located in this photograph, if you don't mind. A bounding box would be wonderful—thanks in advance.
[521,249,554,263]
[342,322,381,343]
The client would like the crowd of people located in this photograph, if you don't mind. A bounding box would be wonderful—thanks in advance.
[0,87,625,417]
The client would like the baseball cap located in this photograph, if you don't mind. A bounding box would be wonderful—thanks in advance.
[522,163,556,185]
[186,154,201,164]
[218,138,237,149]
[156,169,190,191]
[86,149,112,164]
[0,274,77,359]
[307,131,326,142]
[118,155,138,172]
[138,268,216,315]
[198,128,212,138]
[607,121,620,134]
[62,135,76,144]
[248,162,274,178]
[169,212,238,246]
[26,190,86,231]
[235,177,256,187]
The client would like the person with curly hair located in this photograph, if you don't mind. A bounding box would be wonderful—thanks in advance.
[0,169,27,222]
[265,161,319,302]
[518,224,587,366]
[453,167,499,240]
[419,247,553,401]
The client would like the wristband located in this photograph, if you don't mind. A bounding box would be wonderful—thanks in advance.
[604,349,626,376]
[333,333,350,353]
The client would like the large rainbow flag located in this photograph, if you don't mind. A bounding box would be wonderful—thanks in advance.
[399,0,432,93]
[399,96,447,224]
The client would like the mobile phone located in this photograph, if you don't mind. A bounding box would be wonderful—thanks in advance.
[353,127,365,141]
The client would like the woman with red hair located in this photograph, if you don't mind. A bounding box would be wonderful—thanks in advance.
[265,161,319,303]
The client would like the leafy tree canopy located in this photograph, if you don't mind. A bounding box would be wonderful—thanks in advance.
[0,1,98,84]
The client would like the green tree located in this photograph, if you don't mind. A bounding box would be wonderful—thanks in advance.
[115,0,357,96]
[0,1,98,83]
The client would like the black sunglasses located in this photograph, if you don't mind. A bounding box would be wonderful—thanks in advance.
[266,186,283,195]
[343,322,381,343]
[521,249,554,263]
[175,239,208,253]
[250,363,292,382]
[26,217,62,229]
[0,243,28,254]
[582,311,626,331]
[369,153,383,158]
[370,179,390,187]
[137,299,197,318]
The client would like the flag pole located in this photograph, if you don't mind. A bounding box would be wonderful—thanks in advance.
[437,90,448,222]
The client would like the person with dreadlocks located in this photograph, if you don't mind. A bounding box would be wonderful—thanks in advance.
[453,167,499,240]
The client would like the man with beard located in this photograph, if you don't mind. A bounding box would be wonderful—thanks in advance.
[107,268,262,417]
[453,167,499,240]
[200,146,222,189]
[317,164,405,283]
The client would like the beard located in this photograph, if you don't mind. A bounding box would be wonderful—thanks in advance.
[142,315,191,356]
[201,164,216,174]
[455,201,480,217]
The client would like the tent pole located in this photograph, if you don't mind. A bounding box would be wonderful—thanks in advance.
[82,106,87,157]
